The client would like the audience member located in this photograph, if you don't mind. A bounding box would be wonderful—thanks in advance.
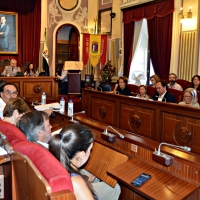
[179,88,199,107]
[56,65,68,95]
[136,85,150,99]
[149,74,160,87]
[0,82,18,119]
[18,110,52,148]
[24,63,38,77]
[152,81,176,103]
[49,124,121,200]
[3,97,30,125]
[191,75,200,91]
[167,73,183,91]
[1,59,21,76]
[0,80,7,94]
[113,76,131,96]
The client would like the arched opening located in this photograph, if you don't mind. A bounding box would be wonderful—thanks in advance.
[55,24,80,74]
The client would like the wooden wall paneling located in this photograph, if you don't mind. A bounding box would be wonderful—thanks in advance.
[0,77,58,100]
[91,96,117,126]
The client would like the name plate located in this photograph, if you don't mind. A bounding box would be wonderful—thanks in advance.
[63,61,83,70]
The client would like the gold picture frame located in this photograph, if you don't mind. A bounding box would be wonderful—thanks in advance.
[0,11,18,54]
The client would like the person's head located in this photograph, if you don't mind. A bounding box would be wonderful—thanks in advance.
[28,63,34,71]
[139,85,147,96]
[10,59,17,68]
[0,16,6,25]
[49,124,94,169]
[169,73,177,85]
[118,76,128,89]
[0,82,18,103]
[155,81,168,95]
[0,80,7,94]
[191,75,200,87]
[183,88,198,105]
[18,110,52,143]
[3,97,30,125]
[150,74,160,86]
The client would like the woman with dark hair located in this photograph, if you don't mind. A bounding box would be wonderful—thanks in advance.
[191,75,200,91]
[113,76,131,96]
[136,85,150,99]
[49,124,120,200]
[24,63,38,76]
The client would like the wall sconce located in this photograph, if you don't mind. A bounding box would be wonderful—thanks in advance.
[179,6,192,19]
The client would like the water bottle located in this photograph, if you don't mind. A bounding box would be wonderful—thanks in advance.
[41,92,46,105]
[60,97,65,112]
[68,99,73,116]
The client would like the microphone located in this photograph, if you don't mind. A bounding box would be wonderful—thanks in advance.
[69,111,85,123]
[101,126,124,143]
[152,142,191,166]
[97,85,102,92]
[157,142,191,155]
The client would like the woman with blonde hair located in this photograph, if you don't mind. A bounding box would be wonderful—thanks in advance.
[179,88,199,107]
[149,74,160,87]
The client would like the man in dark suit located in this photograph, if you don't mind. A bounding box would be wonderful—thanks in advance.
[152,80,176,103]
[0,16,9,51]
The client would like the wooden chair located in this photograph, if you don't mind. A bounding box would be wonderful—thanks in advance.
[84,142,128,187]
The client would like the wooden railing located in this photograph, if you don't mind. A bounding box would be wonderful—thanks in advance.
[82,89,200,155]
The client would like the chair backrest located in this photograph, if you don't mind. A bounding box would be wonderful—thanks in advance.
[168,88,183,103]
[176,79,192,90]
[0,120,26,145]
[146,86,157,98]
[127,84,139,96]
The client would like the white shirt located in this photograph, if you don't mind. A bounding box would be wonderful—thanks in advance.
[36,141,49,149]
[157,92,167,102]
[167,82,183,91]
[0,98,6,119]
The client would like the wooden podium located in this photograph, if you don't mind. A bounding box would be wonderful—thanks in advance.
[63,61,83,94]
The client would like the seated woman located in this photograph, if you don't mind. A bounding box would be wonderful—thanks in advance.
[191,75,200,91]
[24,63,38,76]
[149,74,160,87]
[136,85,150,99]
[49,124,120,200]
[113,76,131,96]
[179,88,199,107]
[3,97,30,125]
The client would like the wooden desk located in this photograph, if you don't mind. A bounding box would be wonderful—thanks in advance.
[82,89,200,155]
[108,158,197,200]
[0,76,58,100]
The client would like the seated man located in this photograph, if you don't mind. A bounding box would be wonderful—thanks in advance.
[0,82,18,119]
[167,73,183,91]
[152,80,176,103]
[17,110,52,148]
[1,59,21,76]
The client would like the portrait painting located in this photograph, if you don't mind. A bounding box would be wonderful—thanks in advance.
[0,11,18,54]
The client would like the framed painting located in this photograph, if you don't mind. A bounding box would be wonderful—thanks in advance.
[0,11,18,54]
[98,8,112,34]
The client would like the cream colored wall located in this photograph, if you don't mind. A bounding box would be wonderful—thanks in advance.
[41,0,47,42]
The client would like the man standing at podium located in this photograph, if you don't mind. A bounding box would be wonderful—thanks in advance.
[56,65,68,95]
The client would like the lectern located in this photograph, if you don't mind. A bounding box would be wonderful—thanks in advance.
[63,61,83,94]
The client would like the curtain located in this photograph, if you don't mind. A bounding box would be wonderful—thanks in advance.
[122,0,174,79]
[0,0,41,67]
[123,22,134,78]
[147,13,173,79]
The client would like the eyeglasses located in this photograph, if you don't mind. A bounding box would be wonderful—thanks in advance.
[4,90,18,95]
[184,96,192,98]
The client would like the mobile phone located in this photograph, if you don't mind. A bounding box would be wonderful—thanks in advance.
[131,173,151,188]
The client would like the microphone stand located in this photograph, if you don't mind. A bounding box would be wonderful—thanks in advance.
[69,111,85,123]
